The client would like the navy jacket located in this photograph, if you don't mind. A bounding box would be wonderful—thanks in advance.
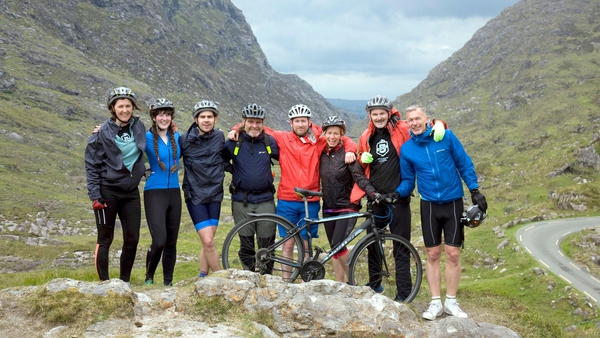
[180,123,228,205]
[224,131,279,204]
[84,116,146,201]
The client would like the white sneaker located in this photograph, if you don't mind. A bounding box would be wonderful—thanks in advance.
[444,298,468,318]
[422,300,443,320]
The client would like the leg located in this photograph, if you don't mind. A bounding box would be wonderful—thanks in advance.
[388,202,412,299]
[444,245,461,296]
[425,245,443,297]
[276,200,303,280]
[197,225,221,273]
[162,189,181,285]
[94,186,119,281]
[232,201,258,271]
[118,188,141,283]
[144,190,169,283]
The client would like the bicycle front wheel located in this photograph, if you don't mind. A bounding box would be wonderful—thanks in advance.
[221,215,305,283]
[348,233,422,303]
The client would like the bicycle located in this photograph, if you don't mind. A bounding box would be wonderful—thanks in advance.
[221,187,423,302]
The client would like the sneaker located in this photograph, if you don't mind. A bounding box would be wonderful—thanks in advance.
[371,284,384,293]
[444,299,468,318]
[144,278,154,285]
[164,281,173,286]
[394,294,405,302]
[422,300,443,320]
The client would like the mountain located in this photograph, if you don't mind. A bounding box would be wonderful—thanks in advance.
[327,98,368,118]
[0,0,358,218]
[393,0,600,217]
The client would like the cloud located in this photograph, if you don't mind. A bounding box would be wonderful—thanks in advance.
[232,0,519,99]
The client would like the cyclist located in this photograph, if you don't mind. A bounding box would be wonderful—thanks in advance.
[229,104,357,280]
[85,86,146,283]
[319,116,380,282]
[143,98,182,286]
[350,95,445,300]
[180,100,230,278]
[223,104,279,274]
[394,104,487,320]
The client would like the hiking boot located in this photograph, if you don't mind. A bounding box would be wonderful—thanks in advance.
[422,300,443,320]
[144,278,154,285]
[395,294,405,302]
[371,284,384,293]
[444,299,468,318]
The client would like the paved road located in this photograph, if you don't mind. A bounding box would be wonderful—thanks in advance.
[516,216,600,307]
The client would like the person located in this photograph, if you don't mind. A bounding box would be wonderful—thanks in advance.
[223,104,279,273]
[349,95,445,301]
[393,104,487,320]
[143,98,182,286]
[85,86,146,283]
[319,116,380,282]
[180,100,230,278]
[229,104,357,280]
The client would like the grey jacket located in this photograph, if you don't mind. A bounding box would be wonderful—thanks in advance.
[84,116,146,201]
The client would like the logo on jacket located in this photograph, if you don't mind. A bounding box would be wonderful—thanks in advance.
[375,139,389,157]
[119,132,132,143]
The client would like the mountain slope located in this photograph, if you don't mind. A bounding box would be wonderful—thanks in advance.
[394,0,600,220]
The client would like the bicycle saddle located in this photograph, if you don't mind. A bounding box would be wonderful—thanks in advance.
[294,187,323,198]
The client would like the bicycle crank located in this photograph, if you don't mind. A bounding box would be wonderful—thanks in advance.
[300,260,326,281]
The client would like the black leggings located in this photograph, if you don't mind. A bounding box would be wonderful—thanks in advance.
[94,185,141,282]
[144,188,182,285]
[323,211,357,253]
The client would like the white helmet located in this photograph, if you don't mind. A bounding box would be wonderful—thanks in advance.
[288,104,311,119]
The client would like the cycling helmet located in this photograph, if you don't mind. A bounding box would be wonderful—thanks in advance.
[288,104,311,119]
[149,98,174,112]
[322,116,346,134]
[193,100,219,117]
[460,205,487,228]
[366,95,392,112]
[241,103,266,119]
[107,86,137,109]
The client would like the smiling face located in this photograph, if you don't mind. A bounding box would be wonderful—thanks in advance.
[195,111,217,134]
[113,98,134,124]
[153,109,173,130]
[406,108,428,135]
[369,108,389,129]
[243,117,264,138]
[324,126,343,148]
[290,117,310,136]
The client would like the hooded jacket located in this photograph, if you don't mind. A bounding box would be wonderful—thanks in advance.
[180,123,227,205]
[396,125,479,204]
[85,116,147,201]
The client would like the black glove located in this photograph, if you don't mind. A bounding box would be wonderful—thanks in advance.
[371,192,383,204]
[92,198,106,210]
[384,191,400,204]
[470,189,487,212]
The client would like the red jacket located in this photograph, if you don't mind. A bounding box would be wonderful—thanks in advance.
[233,122,357,202]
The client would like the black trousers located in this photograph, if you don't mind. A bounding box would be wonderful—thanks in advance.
[94,185,141,282]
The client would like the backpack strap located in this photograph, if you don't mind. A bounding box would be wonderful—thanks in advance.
[233,133,272,157]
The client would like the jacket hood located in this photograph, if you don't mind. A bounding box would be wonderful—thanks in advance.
[410,124,433,144]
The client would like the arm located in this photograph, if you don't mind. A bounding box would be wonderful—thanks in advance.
[349,161,376,197]
[84,133,104,201]
[448,131,478,191]
[395,151,416,198]
[341,135,357,163]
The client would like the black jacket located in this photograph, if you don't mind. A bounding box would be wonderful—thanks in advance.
[180,123,228,205]
[84,116,146,201]
[320,144,376,210]
[223,131,279,204]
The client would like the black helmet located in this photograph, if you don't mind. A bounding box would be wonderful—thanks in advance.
[149,98,174,112]
[193,100,219,117]
[322,116,346,134]
[107,86,137,109]
[242,103,266,119]
[366,95,392,112]
[461,205,487,228]
[288,104,311,119]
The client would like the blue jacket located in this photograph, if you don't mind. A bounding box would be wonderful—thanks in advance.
[180,123,228,205]
[224,131,279,204]
[144,130,181,190]
[396,125,478,204]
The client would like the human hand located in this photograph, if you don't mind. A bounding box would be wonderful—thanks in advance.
[470,189,487,212]
[360,152,373,164]
[92,198,106,210]
[92,124,101,134]
[345,152,356,164]
[227,129,239,141]
[431,120,445,142]
[371,192,383,204]
[383,191,400,204]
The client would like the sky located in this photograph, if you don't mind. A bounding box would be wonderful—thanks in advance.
[230,0,520,100]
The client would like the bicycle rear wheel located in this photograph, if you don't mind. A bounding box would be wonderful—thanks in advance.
[221,215,305,282]
[348,232,422,303]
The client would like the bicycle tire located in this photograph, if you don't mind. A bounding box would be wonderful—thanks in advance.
[348,232,422,303]
[221,214,305,283]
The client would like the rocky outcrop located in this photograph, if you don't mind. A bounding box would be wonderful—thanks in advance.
[0,271,521,338]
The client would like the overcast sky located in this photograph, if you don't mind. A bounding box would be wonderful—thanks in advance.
[230,0,520,100]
